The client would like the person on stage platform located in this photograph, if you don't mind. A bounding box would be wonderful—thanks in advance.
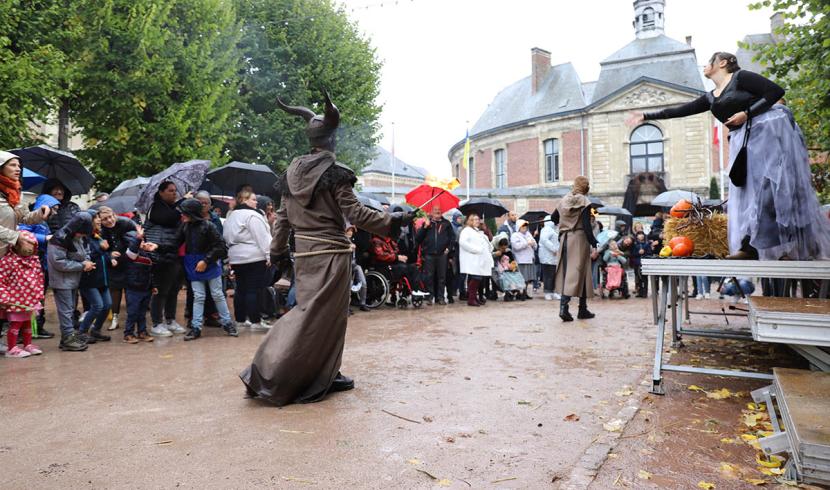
[627,51,830,261]
[553,176,598,322]
[239,92,413,406]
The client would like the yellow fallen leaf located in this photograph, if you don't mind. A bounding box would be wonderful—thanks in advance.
[741,434,758,442]
[707,388,732,400]
[437,479,452,487]
[615,387,634,397]
[719,462,738,478]
[769,468,785,475]
[758,430,774,438]
[688,385,705,392]
[603,419,624,432]
[407,459,421,465]
[637,470,652,480]
[747,402,766,411]
[720,438,737,444]
[757,467,784,476]
[755,454,783,468]
[761,422,774,431]
[744,478,767,486]
[743,413,761,427]
[698,481,716,489]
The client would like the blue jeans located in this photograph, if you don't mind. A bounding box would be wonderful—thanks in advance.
[696,276,710,295]
[125,289,151,337]
[80,287,112,333]
[191,276,232,331]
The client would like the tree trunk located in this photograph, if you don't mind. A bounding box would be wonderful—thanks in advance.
[58,99,69,150]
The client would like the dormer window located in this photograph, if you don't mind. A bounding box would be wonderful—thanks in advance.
[642,7,655,27]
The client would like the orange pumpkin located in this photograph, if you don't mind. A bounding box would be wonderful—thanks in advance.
[670,199,694,219]
[671,240,694,257]
[668,236,692,250]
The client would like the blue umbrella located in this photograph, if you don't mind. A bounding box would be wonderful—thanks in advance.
[22,168,46,190]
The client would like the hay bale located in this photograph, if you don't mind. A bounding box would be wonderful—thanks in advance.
[664,213,729,258]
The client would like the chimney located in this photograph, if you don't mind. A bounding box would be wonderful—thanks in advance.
[531,47,551,95]
[685,35,692,46]
[770,12,785,42]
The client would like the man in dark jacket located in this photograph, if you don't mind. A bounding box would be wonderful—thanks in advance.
[176,199,236,340]
[415,205,454,305]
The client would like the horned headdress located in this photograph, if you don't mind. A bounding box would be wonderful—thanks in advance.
[276,91,341,151]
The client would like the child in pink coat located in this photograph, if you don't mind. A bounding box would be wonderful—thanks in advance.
[1,231,45,358]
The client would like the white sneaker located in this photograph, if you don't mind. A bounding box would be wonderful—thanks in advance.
[243,320,252,327]
[150,324,173,337]
[79,311,88,324]
[544,293,553,301]
[166,320,186,334]
[695,294,704,300]
[108,313,119,331]
[250,322,272,330]
[553,292,561,300]
[704,293,711,300]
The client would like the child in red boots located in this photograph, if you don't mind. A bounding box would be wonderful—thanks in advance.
[1,231,46,358]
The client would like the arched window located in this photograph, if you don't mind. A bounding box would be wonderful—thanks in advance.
[630,124,663,174]
[642,7,655,26]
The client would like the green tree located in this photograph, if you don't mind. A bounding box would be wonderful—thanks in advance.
[0,1,66,147]
[748,0,830,202]
[69,0,241,190]
[226,0,382,173]
[708,176,720,200]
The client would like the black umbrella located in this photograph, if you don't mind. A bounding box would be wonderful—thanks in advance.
[356,193,384,212]
[588,196,605,209]
[12,144,95,195]
[519,210,550,234]
[110,176,151,197]
[458,197,508,219]
[210,197,232,216]
[361,192,390,206]
[206,161,279,198]
[89,196,138,215]
[597,206,632,217]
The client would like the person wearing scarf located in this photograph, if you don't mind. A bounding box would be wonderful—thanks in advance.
[0,151,49,260]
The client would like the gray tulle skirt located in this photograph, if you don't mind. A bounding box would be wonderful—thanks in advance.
[727,105,830,260]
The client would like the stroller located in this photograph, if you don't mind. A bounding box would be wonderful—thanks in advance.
[493,254,526,301]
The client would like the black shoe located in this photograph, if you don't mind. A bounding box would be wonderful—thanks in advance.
[330,372,354,393]
[437,299,447,306]
[559,304,573,322]
[477,296,487,305]
[184,329,201,341]
[59,333,88,351]
[223,323,238,337]
[577,308,595,319]
[447,297,455,304]
[359,305,370,312]
[78,332,97,344]
[34,326,55,339]
[90,330,111,342]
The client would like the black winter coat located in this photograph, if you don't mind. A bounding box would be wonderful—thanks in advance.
[415,218,455,255]
[80,236,110,289]
[143,196,182,264]
[176,219,227,264]
[101,216,138,288]
[122,233,153,291]
[42,179,82,233]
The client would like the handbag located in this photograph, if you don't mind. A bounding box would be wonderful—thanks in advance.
[728,112,752,187]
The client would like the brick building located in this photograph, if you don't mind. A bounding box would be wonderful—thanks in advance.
[448,0,731,219]
[357,146,429,202]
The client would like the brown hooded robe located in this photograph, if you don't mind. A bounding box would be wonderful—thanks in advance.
[553,192,595,298]
[240,150,394,406]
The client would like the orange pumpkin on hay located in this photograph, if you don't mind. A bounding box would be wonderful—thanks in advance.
[670,199,694,219]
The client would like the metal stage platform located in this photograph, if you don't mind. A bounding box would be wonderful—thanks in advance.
[641,259,830,395]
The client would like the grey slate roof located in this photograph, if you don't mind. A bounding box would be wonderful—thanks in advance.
[471,63,588,135]
[736,33,775,75]
[361,147,428,180]
[591,34,704,102]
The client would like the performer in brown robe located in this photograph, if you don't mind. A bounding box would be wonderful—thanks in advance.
[239,93,412,406]
[553,176,598,322]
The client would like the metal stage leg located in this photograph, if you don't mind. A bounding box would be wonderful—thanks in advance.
[651,276,670,395]
[650,275,659,325]
[670,276,683,348]
[683,276,691,322]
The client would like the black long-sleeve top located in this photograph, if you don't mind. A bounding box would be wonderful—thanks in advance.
[644,70,785,130]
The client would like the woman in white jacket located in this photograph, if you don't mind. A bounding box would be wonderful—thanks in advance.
[538,217,561,301]
[459,213,494,307]
[223,190,273,329]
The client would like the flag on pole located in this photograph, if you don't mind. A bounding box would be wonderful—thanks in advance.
[461,129,471,169]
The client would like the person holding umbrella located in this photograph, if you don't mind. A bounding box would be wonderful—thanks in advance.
[415,204,455,305]
[553,176,598,322]
[459,213,494,307]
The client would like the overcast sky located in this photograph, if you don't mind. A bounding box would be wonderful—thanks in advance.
[341,0,775,177]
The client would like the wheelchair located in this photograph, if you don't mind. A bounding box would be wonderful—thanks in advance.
[362,263,430,309]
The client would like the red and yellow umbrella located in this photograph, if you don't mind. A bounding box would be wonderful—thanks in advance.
[405,176,461,213]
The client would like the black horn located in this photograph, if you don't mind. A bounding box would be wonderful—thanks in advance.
[322,91,340,131]
[276,97,316,122]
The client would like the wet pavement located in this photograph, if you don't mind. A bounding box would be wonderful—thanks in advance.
[1,293,658,489]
